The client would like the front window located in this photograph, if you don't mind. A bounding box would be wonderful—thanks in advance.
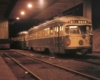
[65,25,92,34]
[79,25,92,34]
[65,26,79,34]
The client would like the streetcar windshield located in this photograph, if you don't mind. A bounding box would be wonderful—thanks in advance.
[65,25,92,34]
[65,26,79,34]
[79,25,92,34]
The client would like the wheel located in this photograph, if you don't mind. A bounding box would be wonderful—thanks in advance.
[44,48,50,54]
[30,47,35,52]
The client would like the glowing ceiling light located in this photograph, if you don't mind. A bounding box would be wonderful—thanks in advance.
[40,0,44,5]
[28,4,32,8]
[16,17,20,20]
[21,11,25,15]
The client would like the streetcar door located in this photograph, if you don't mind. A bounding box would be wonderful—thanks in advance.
[54,26,61,53]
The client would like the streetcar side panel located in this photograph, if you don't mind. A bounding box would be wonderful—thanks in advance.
[28,23,65,53]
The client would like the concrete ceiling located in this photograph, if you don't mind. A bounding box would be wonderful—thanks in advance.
[0,0,83,20]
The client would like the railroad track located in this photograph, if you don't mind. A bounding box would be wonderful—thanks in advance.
[3,53,42,80]
[63,54,100,66]
[9,50,100,66]
[72,58,100,66]
[2,51,100,80]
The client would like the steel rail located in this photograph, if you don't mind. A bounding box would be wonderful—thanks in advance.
[20,53,100,80]
[73,58,100,65]
[4,53,42,80]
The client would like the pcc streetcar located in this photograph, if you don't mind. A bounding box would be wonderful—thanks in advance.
[28,16,93,55]
[11,31,28,49]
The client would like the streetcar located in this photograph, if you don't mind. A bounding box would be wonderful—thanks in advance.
[28,16,93,55]
[11,31,28,49]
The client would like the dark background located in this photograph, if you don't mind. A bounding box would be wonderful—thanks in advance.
[9,3,83,38]
[9,0,100,38]
[92,0,100,30]
[9,19,41,38]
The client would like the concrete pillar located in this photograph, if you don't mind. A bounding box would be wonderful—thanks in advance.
[83,0,92,19]
[0,17,9,39]
[91,0,100,52]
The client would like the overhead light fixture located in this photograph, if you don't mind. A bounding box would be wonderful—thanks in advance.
[21,11,25,15]
[28,4,32,8]
[39,0,44,5]
[16,17,20,20]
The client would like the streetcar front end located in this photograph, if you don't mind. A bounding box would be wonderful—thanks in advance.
[63,20,92,55]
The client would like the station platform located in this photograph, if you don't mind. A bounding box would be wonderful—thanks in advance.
[0,56,17,80]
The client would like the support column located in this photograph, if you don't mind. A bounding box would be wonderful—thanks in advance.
[83,0,92,19]
[91,0,100,52]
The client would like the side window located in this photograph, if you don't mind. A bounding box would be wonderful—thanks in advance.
[42,30,44,38]
[43,30,45,37]
[34,32,36,38]
[90,27,92,34]
[60,26,62,31]
[55,26,58,35]
[65,27,69,34]
[32,33,34,39]
[86,26,90,34]
[29,33,32,39]
[44,29,46,37]
[47,28,50,36]
[36,32,37,38]
[50,27,53,35]
[45,28,49,37]
[86,26,92,34]
[38,31,40,38]
[70,28,79,34]
[57,27,58,32]
[37,31,39,38]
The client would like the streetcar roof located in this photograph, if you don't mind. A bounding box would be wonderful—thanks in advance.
[28,16,92,33]
[18,31,28,35]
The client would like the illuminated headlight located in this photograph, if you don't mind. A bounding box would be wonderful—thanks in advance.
[79,40,83,45]
[66,37,71,46]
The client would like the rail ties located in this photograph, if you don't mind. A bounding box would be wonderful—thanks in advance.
[30,57,100,80]
[73,58,100,66]
[4,53,42,80]
[4,51,100,80]
[17,53,100,80]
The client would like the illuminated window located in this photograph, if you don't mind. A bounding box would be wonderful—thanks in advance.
[55,27,56,31]
[56,27,58,32]
[47,28,49,36]
[60,26,62,31]
[50,27,53,35]
[62,26,63,31]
